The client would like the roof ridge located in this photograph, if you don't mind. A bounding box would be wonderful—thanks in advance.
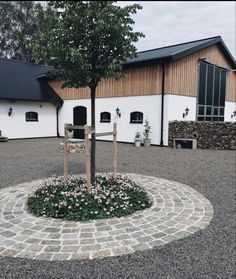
[136,36,221,54]
[0,57,53,68]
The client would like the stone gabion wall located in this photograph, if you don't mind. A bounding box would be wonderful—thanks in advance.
[169,121,236,150]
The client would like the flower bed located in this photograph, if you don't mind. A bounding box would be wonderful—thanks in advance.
[27,175,152,221]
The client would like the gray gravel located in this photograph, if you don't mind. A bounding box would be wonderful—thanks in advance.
[0,138,235,279]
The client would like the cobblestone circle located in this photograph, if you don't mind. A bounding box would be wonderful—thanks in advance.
[0,173,213,261]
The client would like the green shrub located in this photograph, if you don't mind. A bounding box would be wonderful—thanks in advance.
[27,175,152,221]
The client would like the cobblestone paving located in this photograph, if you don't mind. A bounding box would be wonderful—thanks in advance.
[0,173,213,261]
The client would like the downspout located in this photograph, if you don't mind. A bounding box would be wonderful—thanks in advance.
[160,63,165,146]
[56,102,63,137]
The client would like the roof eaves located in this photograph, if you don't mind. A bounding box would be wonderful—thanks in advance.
[124,56,173,66]
[0,93,63,104]
[35,73,50,79]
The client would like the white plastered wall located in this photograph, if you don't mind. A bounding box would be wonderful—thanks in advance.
[59,95,162,145]
[163,94,197,145]
[0,101,57,139]
[224,101,236,122]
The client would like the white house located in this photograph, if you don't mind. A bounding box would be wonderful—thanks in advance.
[1,36,235,146]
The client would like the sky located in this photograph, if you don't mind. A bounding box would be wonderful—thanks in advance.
[118,1,236,57]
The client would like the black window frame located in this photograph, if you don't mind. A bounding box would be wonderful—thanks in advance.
[100,111,111,123]
[197,61,227,122]
[130,111,143,124]
[25,111,38,122]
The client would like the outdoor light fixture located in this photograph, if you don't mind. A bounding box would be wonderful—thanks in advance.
[183,107,189,118]
[8,107,13,116]
[231,110,236,118]
[116,107,121,118]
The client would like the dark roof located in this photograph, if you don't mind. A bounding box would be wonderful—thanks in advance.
[0,58,63,103]
[126,36,236,68]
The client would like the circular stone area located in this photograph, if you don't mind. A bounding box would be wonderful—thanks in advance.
[0,174,213,261]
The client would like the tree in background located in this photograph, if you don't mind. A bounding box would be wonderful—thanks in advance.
[33,1,144,184]
[0,1,45,62]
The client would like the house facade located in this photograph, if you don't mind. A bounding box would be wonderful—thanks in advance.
[0,36,235,146]
[0,59,63,139]
[50,36,236,145]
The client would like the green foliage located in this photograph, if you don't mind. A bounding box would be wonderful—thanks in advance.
[0,1,45,62]
[134,131,141,141]
[33,1,144,88]
[143,119,151,139]
[27,175,152,221]
[31,1,144,184]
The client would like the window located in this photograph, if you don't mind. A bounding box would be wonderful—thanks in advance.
[100,112,111,123]
[197,61,227,122]
[25,111,38,122]
[130,111,143,123]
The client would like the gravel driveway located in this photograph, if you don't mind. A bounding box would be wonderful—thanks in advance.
[0,138,235,279]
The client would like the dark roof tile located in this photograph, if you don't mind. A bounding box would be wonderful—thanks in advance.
[126,36,236,68]
[0,58,62,103]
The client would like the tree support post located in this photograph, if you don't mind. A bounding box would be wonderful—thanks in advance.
[84,125,91,192]
[112,122,117,178]
[64,125,69,184]
[90,86,96,185]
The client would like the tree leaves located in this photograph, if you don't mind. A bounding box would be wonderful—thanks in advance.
[0,1,45,62]
[32,1,145,88]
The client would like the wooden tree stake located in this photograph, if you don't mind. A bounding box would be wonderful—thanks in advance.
[64,126,69,184]
[112,122,117,178]
[84,125,91,192]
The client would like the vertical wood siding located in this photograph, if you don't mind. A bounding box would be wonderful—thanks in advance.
[49,44,235,102]
[165,44,236,102]
[49,64,163,100]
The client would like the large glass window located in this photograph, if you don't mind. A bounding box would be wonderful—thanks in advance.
[197,61,227,122]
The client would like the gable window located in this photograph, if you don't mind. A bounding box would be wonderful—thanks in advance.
[197,61,227,122]
[25,111,38,122]
[130,111,143,123]
[100,112,111,123]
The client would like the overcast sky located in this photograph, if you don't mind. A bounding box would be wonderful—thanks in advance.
[118,1,236,57]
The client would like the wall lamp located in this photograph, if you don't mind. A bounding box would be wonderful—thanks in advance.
[116,107,121,118]
[183,107,189,118]
[231,110,236,118]
[8,107,13,116]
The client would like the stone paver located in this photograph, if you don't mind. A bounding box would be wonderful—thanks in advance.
[0,173,213,261]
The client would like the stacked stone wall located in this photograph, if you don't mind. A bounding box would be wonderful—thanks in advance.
[169,121,236,150]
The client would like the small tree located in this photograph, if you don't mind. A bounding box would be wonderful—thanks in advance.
[33,1,144,184]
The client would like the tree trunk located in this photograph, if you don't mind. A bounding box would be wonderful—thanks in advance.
[90,86,96,185]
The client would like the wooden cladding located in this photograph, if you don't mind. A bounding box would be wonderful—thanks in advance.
[49,64,163,100]
[49,44,235,102]
[165,44,236,102]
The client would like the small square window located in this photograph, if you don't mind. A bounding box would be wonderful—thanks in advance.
[130,111,143,124]
[197,116,204,121]
[213,107,219,116]
[198,106,204,116]
[220,107,224,116]
[206,107,212,116]
[25,111,38,122]
[100,112,111,123]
